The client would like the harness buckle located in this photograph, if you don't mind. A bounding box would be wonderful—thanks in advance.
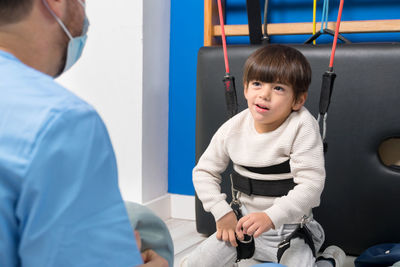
[300,214,311,228]
[317,113,328,141]
[239,235,254,244]
[278,240,290,249]
[230,174,242,207]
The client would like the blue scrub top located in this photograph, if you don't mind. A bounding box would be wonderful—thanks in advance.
[0,50,143,267]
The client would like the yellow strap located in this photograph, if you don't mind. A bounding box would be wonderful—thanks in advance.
[313,0,317,44]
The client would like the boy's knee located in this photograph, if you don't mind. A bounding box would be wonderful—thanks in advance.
[279,238,314,267]
[182,234,237,267]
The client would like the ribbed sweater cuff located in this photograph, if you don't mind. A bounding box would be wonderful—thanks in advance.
[265,205,287,229]
[210,201,232,222]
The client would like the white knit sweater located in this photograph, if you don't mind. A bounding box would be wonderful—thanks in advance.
[193,107,325,229]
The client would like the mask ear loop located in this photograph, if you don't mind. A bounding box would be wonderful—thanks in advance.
[77,0,85,9]
[41,0,73,40]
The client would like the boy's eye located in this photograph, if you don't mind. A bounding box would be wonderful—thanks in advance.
[252,81,261,87]
[274,86,284,91]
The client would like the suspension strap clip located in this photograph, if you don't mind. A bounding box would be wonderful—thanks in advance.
[277,216,316,262]
[319,70,336,115]
[230,174,242,208]
[223,74,238,118]
[229,174,255,262]
[317,113,328,153]
[300,215,311,228]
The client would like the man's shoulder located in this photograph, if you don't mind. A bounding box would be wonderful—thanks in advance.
[0,55,92,113]
[0,61,99,165]
[28,72,91,112]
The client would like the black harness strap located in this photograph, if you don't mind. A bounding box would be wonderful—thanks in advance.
[246,0,262,44]
[243,159,291,174]
[318,70,336,153]
[232,160,295,197]
[319,71,336,115]
[277,224,317,262]
[223,74,238,118]
[232,170,296,197]
[231,202,255,262]
[232,160,295,262]
[231,160,316,262]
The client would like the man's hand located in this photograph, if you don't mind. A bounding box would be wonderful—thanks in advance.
[136,230,168,266]
[236,212,274,240]
[135,231,142,251]
[141,249,168,267]
[216,211,238,247]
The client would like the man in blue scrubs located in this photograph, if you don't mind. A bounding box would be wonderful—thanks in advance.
[0,0,168,266]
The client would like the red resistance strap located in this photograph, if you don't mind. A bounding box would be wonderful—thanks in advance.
[329,0,345,70]
[319,0,344,114]
[217,0,238,118]
[318,0,345,153]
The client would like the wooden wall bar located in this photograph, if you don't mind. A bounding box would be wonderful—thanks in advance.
[204,0,400,46]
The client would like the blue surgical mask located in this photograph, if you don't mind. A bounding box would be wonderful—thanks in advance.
[43,0,89,74]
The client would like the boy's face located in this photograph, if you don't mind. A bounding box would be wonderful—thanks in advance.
[244,80,306,133]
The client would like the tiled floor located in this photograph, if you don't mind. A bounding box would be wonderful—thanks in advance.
[165,218,356,267]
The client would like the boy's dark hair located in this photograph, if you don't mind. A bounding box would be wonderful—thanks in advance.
[243,44,311,102]
[0,0,33,25]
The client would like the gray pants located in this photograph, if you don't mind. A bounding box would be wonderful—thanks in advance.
[181,220,325,267]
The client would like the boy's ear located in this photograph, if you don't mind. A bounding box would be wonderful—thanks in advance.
[292,92,307,111]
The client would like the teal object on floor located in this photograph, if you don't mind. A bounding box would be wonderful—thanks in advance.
[125,202,174,267]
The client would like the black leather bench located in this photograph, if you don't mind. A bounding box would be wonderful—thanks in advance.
[195,43,400,256]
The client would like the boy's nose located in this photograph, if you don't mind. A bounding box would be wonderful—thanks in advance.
[259,86,271,100]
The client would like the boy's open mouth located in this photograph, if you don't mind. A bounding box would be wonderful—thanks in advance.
[256,104,269,110]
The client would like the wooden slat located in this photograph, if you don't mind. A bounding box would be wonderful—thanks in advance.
[212,20,400,37]
[204,0,213,46]
[204,0,222,46]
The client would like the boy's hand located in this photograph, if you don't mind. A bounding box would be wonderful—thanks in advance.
[216,211,238,247]
[236,212,274,240]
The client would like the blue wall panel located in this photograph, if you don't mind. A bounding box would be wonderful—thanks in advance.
[168,0,400,196]
[168,0,203,195]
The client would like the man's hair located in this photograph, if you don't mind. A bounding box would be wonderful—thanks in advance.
[0,0,33,25]
[243,44,311,102]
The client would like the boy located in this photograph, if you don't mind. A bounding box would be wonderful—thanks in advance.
[182,45,345,267]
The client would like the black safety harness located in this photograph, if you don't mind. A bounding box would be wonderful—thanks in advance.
[229,161,316,263]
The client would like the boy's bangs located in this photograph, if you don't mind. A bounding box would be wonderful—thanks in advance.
[243,45,311,97]
[246,59,294,87]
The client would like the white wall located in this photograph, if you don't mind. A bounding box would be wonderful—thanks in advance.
[142,0,170,203]
[57,0,169,204]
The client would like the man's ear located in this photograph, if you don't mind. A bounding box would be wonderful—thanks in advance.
[292,92,307,111]
[41,0,67,20]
